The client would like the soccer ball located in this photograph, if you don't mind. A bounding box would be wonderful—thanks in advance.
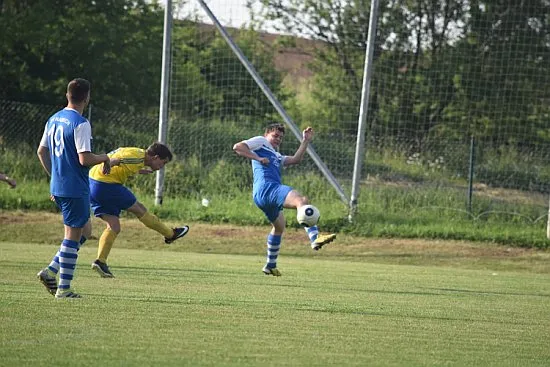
[296,205,320,227]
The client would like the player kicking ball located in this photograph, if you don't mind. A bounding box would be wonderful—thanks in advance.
[233,123,336,276]
[89,142,189,278]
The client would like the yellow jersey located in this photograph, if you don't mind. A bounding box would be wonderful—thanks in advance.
[89,147,146,184]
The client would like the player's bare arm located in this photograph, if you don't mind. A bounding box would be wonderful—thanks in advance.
[233,142,269,165]
[79,152,111,174]
[37,145,52,176]
[284,127,314,166]
[0,172,16,188]
[109,157,122,167]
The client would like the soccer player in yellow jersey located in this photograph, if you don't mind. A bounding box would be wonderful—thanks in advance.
[88,142,189,277]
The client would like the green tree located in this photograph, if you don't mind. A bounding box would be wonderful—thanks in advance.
[446,0,550,146]
[0,0,164,111]
[257,0,550,151]
[170,20,287,123]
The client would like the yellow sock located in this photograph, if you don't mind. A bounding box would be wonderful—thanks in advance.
[138,211,174,238]
[97,228,117,263]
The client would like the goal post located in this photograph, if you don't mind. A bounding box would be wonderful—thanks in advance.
[155,0,173,206]
[194,0,349,205]
[159,0,550,239]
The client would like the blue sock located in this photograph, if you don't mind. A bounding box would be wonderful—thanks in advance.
[58,239,80,291]
[265,234,281,269]
[48,236,86,275]
[305,226,319,243]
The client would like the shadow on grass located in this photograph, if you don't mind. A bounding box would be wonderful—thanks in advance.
[422,287,550,298]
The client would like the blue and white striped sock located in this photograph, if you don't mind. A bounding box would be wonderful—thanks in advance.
[48,236,86,275]
[305,226,319,243]
[265,234,281,269]
[58,239,81,291]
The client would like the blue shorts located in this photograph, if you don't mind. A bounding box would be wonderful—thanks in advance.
[253,183,293,223]
[90,179,137,217]
[54,196,90,228]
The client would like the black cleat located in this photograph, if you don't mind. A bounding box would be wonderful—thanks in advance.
[91,259,115,278]
[37,268,57,295]
[164,226,190,244]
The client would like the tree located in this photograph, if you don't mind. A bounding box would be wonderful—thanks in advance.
[170,20,287,123]
[0,0,164,111]
[256,0,550,152]
[447,0,550,145]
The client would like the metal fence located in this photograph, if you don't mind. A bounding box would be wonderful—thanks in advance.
[165,0,550,225]
[1,0,549,228]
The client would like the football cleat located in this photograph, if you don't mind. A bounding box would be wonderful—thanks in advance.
[311,233,336,251]
[91,259,115,278]
[55,289,82,299]
[262,266,281,276]
[37,268,57,296]
[165,226,190,244]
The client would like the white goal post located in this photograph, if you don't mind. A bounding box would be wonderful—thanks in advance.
[194,0,349,205]
[155,0,550,239]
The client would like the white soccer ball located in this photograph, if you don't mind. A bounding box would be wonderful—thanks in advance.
[296,205,320,227]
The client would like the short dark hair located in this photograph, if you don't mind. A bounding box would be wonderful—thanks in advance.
[265,123,285,135]
[146,142,173,161]
[67,78,91,104]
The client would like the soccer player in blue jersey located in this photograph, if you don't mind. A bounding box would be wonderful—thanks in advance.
[88,143,189,278]
[233,123,336,276]
[36,78,111,299]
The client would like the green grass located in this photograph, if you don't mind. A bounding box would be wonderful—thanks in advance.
[1,241,549,366]
[2,145,550,249]
[1,179,549,249]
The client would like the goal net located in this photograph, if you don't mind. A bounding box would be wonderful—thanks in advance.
[166,0,550,226]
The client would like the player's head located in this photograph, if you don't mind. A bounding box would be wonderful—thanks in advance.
[145,142,173,171]
[66,78,91,106]
[264,123,285,148]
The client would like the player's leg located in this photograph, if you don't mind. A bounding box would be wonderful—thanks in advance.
[55,224,84,298]
[283,189,336,250]
[91,214,119,278]
[89,179,127,278]
[38,198,88,297]
[262,213,285,276]
[44,220,91,277]
[81,219,92,245]
[255,184,290,276]
[128,201,189,244]
[53,197,88,298]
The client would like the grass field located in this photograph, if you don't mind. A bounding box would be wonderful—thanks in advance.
[2,180,550,249]
[1,213,549,366]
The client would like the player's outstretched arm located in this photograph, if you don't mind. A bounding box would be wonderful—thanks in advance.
[284,127,314,166]
[233,142,269,165]
[0,172,16,188]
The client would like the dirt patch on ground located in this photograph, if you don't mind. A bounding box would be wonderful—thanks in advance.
[0,211,59,224]
[171,221,547,260]
[338,238,540,258]
[2,211,548,272]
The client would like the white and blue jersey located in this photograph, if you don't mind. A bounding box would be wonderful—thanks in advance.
[39,108,92,198]
[244,136,293,222]
[245,136,286,188]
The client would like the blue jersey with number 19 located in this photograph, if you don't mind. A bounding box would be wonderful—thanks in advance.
[39,108,92,198]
